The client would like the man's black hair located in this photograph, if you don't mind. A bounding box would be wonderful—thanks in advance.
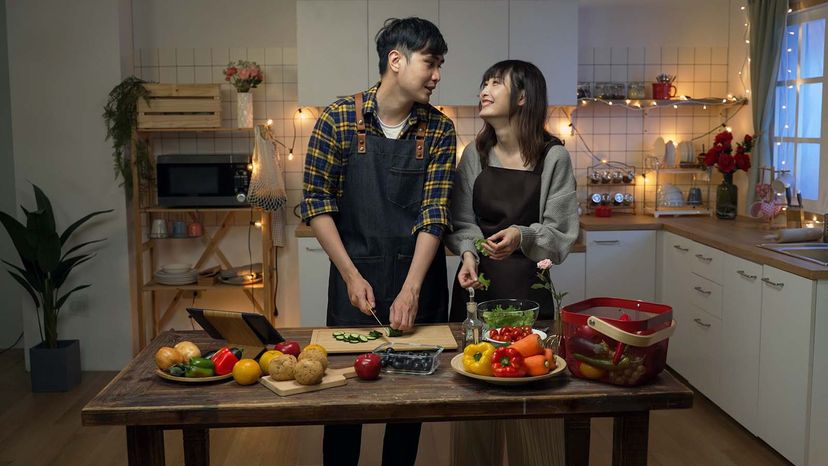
[375,17,447,75]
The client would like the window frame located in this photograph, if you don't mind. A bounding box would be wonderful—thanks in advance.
[772,6,828,212]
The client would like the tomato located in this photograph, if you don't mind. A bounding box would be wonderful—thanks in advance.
[489,329,500,339]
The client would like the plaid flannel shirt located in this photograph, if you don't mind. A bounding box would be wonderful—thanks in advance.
[300,83,456,236]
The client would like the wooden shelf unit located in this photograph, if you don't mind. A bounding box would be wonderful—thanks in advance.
[129,127,275,351]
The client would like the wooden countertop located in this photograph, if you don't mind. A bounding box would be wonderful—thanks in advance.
[296,216,827,279]
[295,223,586,253]
[581,214,828,280]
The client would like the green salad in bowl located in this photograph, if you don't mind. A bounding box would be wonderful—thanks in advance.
[478,299,539,329]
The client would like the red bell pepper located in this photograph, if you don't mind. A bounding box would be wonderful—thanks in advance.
[211,347,239,375]
[491,347,526,378]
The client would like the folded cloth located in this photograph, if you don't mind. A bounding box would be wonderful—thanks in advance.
[769,228,824,243]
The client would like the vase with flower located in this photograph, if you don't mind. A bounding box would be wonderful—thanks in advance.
[223,60,263,128]
[531,259,568,353]
[703,130,754,219]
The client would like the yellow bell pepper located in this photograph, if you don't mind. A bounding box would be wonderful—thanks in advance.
[463,342,496,376]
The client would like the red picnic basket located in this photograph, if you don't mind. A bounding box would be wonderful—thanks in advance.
[560,297,675,386]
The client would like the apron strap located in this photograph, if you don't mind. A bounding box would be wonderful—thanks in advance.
[354,92,367,154]
[415,121,426,160]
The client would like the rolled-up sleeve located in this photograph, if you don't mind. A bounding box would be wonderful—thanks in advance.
[412,124,456,237]
[300,106,341,224]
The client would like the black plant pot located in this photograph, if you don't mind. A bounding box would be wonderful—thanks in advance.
[29,339,81,392]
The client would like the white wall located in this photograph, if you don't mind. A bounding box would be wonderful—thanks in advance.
[0,0,22,349]
[6,0,133,370]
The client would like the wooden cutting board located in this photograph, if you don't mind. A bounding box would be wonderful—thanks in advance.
[259,366,357,396]
[309,324,458,354]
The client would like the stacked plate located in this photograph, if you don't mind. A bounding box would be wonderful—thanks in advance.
[155,264,197,285]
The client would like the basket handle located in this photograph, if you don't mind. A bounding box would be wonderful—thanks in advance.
[587,317,676,347]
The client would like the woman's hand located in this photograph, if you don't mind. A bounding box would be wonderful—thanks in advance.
[457,252,482,289]
[486,227,521,260]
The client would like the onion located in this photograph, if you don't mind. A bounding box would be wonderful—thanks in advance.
[155,346,185,370]
[174,341,201,361]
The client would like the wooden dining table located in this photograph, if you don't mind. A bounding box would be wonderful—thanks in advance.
[81,325,693,466]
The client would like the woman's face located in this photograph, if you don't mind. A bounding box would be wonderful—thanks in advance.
[478,73,512,119]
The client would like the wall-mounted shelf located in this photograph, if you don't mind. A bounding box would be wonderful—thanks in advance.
[577,96,748,110]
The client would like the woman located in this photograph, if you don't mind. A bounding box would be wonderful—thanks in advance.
[445,60,578,466]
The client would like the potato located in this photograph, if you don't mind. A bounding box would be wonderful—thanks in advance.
[269,354,297,381]
[155,346,185,371]
[298,348,328,370]
[174,341,201,361]
[293,359,324,385]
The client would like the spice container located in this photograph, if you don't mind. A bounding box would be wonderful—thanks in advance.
[627,81,646,99]
[562,297,675,386]
[577,82,592,99]
[372,342,444,375]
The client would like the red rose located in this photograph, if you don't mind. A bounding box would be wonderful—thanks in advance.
[704,146,721,166]
[718,153,736,173]
[735,153,751,171]
[715,131,734,145]
[744,134,753,143]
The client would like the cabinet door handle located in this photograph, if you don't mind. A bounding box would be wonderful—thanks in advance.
[693,318,712,328]
[761,277,785,288]
[305,246,325,252]
[593,240,620,245]
[737,270,757,280]
[673,245,689,252]
[693,286,712,295]
[695,254,713,263]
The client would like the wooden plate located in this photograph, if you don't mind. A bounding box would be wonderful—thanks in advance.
[450,354,567,385]
[155,369,233,383]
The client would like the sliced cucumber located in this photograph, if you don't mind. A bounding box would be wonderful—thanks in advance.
[332,331,344,337]
[358,335,368,342]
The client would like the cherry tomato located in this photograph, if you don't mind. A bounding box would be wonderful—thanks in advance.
[489,329,499,339]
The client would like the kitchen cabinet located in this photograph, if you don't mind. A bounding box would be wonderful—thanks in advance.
[659,232,697,384]
[585,230,655,302]
[298,237,331,327]
[683,303,721,402]
[547,252,586,307]
[720,255,762,433]
[508,0,578,105]
[757,265,814,466]
[297,0,369,106]
[437,0,508,105]
[297,0,578,106]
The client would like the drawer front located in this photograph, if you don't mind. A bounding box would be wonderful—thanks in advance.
[690,242,724,284]
[685,304,722,403]
[687,273,722,319]
[664,231,695,270]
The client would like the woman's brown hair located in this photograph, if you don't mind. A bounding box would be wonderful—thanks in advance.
[475,60,562,167]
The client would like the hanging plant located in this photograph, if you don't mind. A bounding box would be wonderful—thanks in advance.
[102,76,152,195]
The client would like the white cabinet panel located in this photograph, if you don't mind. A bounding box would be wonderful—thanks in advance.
[720,255,762,434]
[687,273,722,319]
[437,0,508,105]
[547,252,585,306]
[758,265,814,466]
[368,0,439,90]
[585,230,655,301]
[508,0,577,105]
[298,0,369,106]
[690,241,724,285]
[685,304,721,403]
[298,237,331,327]
[661,232,694,376]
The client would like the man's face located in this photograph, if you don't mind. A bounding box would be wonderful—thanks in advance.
[396,50,444,104]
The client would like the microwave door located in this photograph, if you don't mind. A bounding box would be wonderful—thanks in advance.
[157,162,245,207]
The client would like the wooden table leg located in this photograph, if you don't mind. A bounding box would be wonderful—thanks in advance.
[612,411,649,466]
[564,416,591,466]
[126,426,165,466]
[183,427,210,466]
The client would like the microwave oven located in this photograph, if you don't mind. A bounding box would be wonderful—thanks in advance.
[156,154,252,207]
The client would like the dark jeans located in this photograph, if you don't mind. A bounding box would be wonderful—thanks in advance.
[323,422,422,466]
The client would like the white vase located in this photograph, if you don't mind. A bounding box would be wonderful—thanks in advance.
[237,92,253,128]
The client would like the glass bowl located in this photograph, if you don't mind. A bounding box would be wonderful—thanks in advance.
[477,299,540,330]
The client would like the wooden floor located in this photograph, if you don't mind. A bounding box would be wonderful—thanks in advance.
[1,349,791,466]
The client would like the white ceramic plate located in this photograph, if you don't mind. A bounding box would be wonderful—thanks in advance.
[450,354,567,385]
[483,328,548,346]
[155,369,233,383]
[162,263,192,274]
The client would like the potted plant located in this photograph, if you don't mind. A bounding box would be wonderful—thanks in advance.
[0,184,112,391]
[102,76,151,195]
[703,130,754,219]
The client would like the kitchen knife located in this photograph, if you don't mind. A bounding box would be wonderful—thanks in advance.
[796,191,802,207]
[368,308,384,328]
[785,187,792,206]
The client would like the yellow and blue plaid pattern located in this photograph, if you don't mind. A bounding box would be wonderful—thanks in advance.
[301,84,456,236]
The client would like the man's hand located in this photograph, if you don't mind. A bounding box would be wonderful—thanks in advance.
[390,285,419,331]
[345,273,375,315]
[457,252,481,289]
[486,227,521,260]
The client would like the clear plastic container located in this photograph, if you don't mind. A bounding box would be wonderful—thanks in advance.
[372,342,444,375]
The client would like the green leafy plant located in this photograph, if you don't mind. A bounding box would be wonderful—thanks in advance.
[0,184,112,348]
[102,76,151,194]
[474,238,490,257]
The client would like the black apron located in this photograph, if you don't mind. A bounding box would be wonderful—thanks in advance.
[449,154,555,322]
[327,93,448,326]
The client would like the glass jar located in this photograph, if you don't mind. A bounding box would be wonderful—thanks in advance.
[609,82,626,99]
[627,81,646,99]
[594,82,612,99]
[577,82,592,99]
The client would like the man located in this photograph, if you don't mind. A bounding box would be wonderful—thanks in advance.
[300,17,455,466]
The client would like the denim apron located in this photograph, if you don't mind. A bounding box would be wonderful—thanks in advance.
[326,92,448,326]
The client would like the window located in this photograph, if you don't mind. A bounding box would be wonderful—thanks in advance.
[772,6,828,212]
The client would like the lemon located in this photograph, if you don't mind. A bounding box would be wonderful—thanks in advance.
[578,362,606,380]
[232,358,263,385]
[258,350,284,375]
